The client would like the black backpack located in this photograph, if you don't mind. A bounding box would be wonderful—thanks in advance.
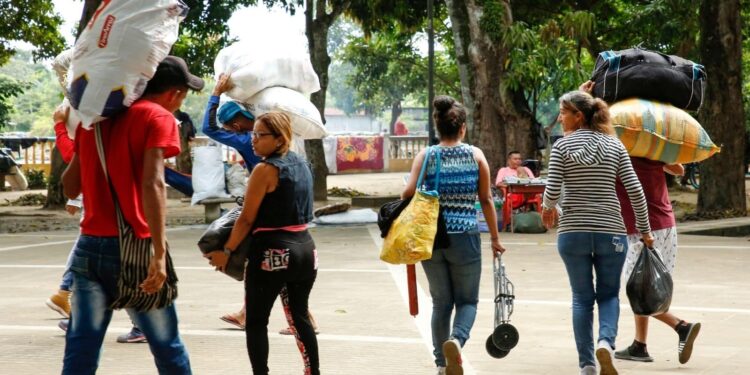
[590,47,706,111]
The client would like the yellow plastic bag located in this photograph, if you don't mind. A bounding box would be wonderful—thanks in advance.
[380,147,441,264]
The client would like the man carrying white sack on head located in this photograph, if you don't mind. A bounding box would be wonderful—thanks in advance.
[61,56,203,375]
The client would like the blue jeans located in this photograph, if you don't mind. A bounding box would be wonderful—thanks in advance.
[421,231,482,367]
[63,235,191,375]
[558,232,627,368]
[60,244,75,291]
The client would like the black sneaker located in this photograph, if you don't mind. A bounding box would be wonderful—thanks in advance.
[677,322,701,364]
[614,344,654,362]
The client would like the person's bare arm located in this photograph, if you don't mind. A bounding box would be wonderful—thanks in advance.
[62,154,81,199]
[664,163,684,176]
[474,147,505,254]
[140,147,168,294]
[206,163,277,271]
[401,149,426,200]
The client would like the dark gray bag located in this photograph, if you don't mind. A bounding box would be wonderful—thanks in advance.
[197,206,250,281]
[626,245,674,316]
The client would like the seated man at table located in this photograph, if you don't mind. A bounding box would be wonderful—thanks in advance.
[496,150,536,210]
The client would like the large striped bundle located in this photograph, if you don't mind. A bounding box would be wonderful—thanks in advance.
[610,99,720,164]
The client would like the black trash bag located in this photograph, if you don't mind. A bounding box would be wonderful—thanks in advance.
[197,206,250,281]
[0,148,18,174]
[378,198,451,248]
[378,199,410,238]
[626,244,674,316]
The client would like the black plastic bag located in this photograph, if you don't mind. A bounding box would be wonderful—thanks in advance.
[378,198,451,248]
[378,199,410,238]
[197,207,250,281]
[626,244,674,316]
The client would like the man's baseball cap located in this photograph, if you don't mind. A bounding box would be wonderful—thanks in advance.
[157,56,205,91]
[218,101,254,124]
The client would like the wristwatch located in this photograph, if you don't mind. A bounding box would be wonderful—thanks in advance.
[223,247,233,257]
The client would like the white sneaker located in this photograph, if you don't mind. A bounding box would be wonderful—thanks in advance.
[580,365,597,375]
[596,340,618,375]
[437,366,446,375]
[442,338,463,375]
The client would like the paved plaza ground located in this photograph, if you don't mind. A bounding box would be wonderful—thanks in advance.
[0,216,748,374]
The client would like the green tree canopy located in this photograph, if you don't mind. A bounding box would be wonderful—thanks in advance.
[0,0,66,65]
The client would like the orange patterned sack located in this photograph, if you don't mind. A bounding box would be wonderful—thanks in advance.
[610,99,720,164]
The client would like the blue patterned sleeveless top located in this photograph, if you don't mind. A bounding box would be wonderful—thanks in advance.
[423,144,479,233]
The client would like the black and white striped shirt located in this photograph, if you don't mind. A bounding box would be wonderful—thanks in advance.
[542,129,651,234]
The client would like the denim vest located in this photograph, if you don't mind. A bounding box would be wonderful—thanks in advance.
[254,151,314,228]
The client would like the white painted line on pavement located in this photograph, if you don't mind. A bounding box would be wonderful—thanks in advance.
[478,298,750,315]
[0,324,423,344]
[0,264,390,274]
[482,241,750,250]
[0,240,76,252]
[367,227,477,375]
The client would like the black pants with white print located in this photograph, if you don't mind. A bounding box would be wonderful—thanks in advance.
[244,230,318,375]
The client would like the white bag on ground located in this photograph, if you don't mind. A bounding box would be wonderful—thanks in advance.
[225,163,248,197]
[68,0,188,128]
[323,136,338,174]
[312,208,378,225]
[243,87,327,139]
[192,145,230,205]
[214,40,320,101]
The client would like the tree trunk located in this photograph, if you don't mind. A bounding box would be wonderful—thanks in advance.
[176,138,192,174]
[696,0,746,217]
[305,0,350,201]
[444,0,476,140]
[446,0,535,174]
[389,100,402,134]
[44,148,67,209]
[45,0,103,209]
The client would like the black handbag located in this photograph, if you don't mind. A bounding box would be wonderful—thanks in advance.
[197,206,250,281]
[590,47,706,111]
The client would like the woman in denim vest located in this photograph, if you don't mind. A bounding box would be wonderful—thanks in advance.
[207,112,319,375]
[402,95,506,375]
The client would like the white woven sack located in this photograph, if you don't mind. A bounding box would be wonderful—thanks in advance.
[242,87,327,139]
[52,49,74,99]
[225,163,248,197]
[214,41,320,101]
[191,145,230,205]
[59,98,82,139]
[68,0,188,128]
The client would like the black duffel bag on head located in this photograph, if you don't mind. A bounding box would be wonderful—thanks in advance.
[590,47,706,111]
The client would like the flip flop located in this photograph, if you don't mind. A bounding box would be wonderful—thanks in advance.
[279,327,320,335]
[220,314,245,330]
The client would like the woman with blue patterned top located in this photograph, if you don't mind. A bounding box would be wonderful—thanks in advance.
[402,95,506,375]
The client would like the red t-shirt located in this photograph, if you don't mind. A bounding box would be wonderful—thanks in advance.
[616,157,675,234]
[74,100,180,239]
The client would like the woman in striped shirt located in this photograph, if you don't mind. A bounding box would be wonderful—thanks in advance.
[541,90,654,375]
